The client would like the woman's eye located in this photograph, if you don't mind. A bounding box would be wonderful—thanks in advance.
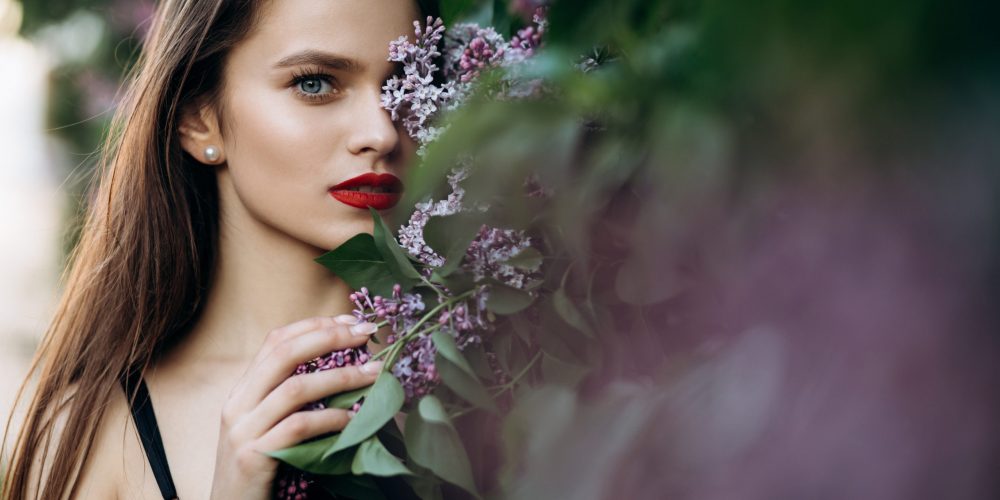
[299,78,327,94]
[291,73,339,101]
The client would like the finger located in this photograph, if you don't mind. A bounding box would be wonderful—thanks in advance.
[255,408,353,453]
[228,320,377,414]
[240,361,382,438]
[260,315,359,353]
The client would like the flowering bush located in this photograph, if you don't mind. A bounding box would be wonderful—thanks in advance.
[270,7,554,499]
[268,0,1000,498]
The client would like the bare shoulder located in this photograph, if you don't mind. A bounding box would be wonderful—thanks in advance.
[80,383,132,499]
[24,382,126,500]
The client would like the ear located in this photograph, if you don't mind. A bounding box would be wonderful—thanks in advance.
[177,100,225,165]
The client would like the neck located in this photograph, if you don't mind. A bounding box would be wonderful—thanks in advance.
[177,197,353,368]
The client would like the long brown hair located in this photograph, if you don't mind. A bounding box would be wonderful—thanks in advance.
[1,0,266,497]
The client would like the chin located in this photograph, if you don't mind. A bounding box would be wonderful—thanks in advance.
[313,220,376,252]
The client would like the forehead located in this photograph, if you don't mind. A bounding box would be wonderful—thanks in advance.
[236,0,419,70]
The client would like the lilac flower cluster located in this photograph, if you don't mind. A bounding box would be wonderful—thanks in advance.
[391,333,439,401]
[443,24,508,82]
[349,282,492,402]
[397,167,478,267]
[381,12,548,151]
[350,284,426,337]
[350,285,441,402]
[463,225,540,289]
[275,343,371,499]
[382,17,464,152]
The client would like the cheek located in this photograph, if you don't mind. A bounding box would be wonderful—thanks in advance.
[222,84,341,214]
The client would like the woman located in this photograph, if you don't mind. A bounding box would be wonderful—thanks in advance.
[2,0,431,497]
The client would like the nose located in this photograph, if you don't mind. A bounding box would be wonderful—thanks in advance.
[345,87,401,158]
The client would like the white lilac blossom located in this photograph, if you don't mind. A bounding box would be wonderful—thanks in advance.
[382,16,467,154]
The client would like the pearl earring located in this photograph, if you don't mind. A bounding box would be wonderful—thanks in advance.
[204,145,221,163]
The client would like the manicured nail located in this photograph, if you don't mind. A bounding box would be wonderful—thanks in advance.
[359,360,383,375]
[350,322,378,336]
[334,314,360,325]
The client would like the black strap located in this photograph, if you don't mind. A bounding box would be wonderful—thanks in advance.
[120,371,179,500]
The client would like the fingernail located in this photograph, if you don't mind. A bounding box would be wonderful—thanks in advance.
[334,314,360,325]
[359,360,383,375]
[349,322,378,336]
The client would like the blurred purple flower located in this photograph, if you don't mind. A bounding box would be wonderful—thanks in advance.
[108,0,156,39]
[76,70,119,117]
[464,225,539,289]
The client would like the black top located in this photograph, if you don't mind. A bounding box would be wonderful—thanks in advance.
[120,371,179,500]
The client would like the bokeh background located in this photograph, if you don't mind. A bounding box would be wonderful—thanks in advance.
[0,0,153,443]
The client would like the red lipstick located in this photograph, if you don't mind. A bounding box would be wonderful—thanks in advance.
[329,172,404,210]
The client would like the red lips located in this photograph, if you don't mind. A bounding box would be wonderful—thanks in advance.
[329,172,404,210]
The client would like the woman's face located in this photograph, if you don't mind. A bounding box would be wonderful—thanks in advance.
[210,0,419,251]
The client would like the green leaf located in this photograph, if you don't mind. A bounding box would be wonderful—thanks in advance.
[370,207,422,283]
[509,313,534,345]
[437,356,499,413]
[463,343,496,380]
[325,373,405,457]
[491,0,515,37]
[541,353,591,387]
[506,246,543,270]
[405,396,481,498]
[267,433,353,475]
[325,386,369,410]
[485,283,534,315]
[351,436,413,477]
[440,0,477,25]
[432,331,498,412]
[553,288,596,338]
[431,331,476,377]
[315,233,397,297]
[432,270,476,295]
[424,213,482,277]
[318,474,388,500]
[405,473,444,500]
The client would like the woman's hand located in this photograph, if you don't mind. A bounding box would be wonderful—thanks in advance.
[209,315,382,500]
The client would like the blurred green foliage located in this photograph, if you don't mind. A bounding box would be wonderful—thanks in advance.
[417,0,1000,497]
[20,0,150,259]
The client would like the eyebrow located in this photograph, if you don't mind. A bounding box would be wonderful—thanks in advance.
[273,50,366,72]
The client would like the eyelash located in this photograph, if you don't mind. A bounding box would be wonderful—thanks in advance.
[290,68,340,102]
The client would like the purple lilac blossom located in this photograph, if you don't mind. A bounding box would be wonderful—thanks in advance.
[382,13,549,151]
[349,284,493,402]
[511,0,550,20]
[391,333,440,402]
[445,24,508,82]
[464,226,539,290]
[274,343,371,499]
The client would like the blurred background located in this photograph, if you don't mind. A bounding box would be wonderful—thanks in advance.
[2,0,999,498]
[0,0,153,442]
